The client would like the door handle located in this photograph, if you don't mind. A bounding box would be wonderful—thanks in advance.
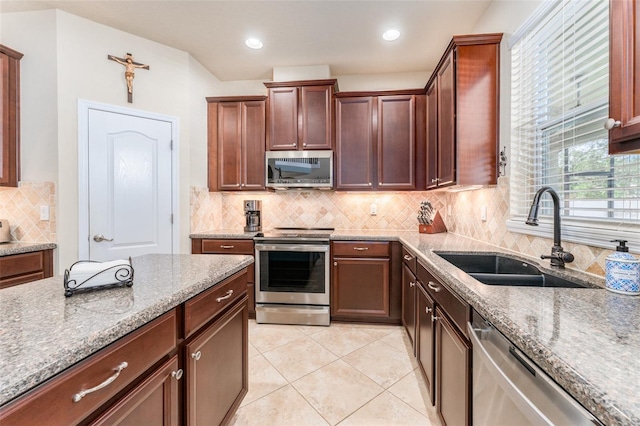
[93,234,114,242]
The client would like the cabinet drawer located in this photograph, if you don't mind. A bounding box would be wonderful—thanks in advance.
[417,263,469,338]
[201,239,254,255]
[0,309,177,426]
[402,247,417,274]
[0,251,44,278]
[333,241,390,257]
[183,269,248,338]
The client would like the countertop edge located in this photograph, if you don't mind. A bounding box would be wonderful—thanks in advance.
[0,242,57,257]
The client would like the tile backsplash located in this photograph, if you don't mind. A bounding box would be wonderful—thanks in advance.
[191,177,613,278]
[0,182,56,242]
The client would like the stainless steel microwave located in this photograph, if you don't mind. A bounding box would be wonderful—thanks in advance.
[265,150,333,189]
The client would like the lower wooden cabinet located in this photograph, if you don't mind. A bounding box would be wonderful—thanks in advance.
[185,295,248,426]
[401,262,417,347]
[0,249,54,289]
[90,355,180,426]
[435,307,471,426]
[416,282,435,406]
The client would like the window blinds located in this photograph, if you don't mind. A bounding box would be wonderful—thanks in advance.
[510,0,640,228]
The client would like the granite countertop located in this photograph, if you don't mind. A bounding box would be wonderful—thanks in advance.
[0,253,253,406]
[189,228,638,425]
[0,242,57,256]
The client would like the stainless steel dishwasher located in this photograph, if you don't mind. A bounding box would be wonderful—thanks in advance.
[469,310,602,425]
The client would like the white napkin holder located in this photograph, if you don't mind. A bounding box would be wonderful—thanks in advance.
[64,258,134,297]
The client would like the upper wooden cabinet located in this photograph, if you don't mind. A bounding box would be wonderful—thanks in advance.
[425,33,502,189]
[264,80,336,150]
[0,45,23,188]
[608,0,640,154]
[206,96,266,191]
[335,90,425,191]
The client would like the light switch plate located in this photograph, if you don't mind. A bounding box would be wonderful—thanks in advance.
[481,205,487,222]
[40,206,50,221]
[370,203,378,216]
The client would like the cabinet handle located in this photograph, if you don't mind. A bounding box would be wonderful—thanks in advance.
[216,289,234,302]
[353,247,369,251]
[220,245,235,249]
[172,369,183,380]
[427,281,441,292]
[409,281,416,287]
[72,362,128,402]
[604,118,622,130]
[403,255,413,261]
[425,307,432,314]
[191,351,202,361]
[431,314,440,322]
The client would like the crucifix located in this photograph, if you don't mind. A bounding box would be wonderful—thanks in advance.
[108,53,150,103]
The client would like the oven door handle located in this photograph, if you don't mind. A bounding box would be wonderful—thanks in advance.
[255,244,329,252]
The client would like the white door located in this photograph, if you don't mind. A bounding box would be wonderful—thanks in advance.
[87,109,173,261]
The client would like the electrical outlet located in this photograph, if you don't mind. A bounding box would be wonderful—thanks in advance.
[370,203,378,216]
[447,205,452,216]
[40,206,50,221]
[481,205,487,222]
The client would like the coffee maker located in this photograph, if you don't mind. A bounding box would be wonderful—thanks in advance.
[244,200,262,232]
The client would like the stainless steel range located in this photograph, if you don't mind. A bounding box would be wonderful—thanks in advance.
[254,228,332,326]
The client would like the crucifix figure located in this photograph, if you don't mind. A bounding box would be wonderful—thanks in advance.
[108,53,150,103]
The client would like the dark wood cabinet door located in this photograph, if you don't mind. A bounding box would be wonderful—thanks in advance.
[241,101,266,190]
[185,296,248,426]
[416,283,435,405]
[377,95,415,189]
[435,307,470,426]
[335,97,375,190]
[332,257,390,318]
[217,102,243,190]
[425,80,439,190]
[609,0,640,154]
[267,87,298,150]
[0,45,22,187]
[401,263,417,348]
[301,85,332,149]
[437,51,456,187]
[90,356,180,426]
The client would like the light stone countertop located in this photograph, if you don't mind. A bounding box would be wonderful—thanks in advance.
[0,242,57,256]
[0,253,253,406]
[190,229,639,425]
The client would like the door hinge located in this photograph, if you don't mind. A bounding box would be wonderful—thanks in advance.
[170,214,174,224]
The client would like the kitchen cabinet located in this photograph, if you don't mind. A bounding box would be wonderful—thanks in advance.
[0,268,250,426]
[90,355,180,426]
[608,0,640,154]
[335,90,426,190]
[0,45,23,187]
[206,96,266,191]
[401,248,417,348]
[185,294,248,426]
[264,80,336,150]
[412,262,471,425]
[0,249,54,289]
[331,241,402,323]
[191,238,256,317]
[425,33,502,189]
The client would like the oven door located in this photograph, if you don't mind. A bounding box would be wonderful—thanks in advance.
[255,243,330,306]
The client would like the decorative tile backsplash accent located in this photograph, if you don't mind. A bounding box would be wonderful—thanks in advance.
[191,178,613,278]
[0,182,56,242]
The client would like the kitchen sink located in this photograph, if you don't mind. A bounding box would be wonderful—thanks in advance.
[435,253,587,288]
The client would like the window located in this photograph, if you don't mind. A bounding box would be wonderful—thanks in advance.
[508,0,640,250]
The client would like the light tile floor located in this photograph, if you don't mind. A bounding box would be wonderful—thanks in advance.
[229,321,442,426]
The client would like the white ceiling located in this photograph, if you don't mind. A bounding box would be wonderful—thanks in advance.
[1,1,495,81]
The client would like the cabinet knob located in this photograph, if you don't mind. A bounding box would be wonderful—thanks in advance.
[191,351,202,361]
[303,143,307,147]
[431,178,440,183]
[368,182,372,186]
[334,261,338,266]
[241,183,245,187]
[431,314,440,322]
[403,255,413,261]
[172,369,184,380]
[425,307,432,314]
[409,281,416,287]
[604,118,621,130]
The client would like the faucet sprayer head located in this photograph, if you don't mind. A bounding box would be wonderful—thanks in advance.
[526,204,540,226]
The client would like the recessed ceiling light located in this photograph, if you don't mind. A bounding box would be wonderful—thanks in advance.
[245,38,263,49]
[382,29,400,41]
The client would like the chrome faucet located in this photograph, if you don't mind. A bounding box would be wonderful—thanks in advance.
[525,186,574,268]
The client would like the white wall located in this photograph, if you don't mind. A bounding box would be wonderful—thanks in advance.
[2,9,222,270]
[1,10,58,182]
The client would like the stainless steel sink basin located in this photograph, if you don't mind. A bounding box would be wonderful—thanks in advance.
[436,253,587,288]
